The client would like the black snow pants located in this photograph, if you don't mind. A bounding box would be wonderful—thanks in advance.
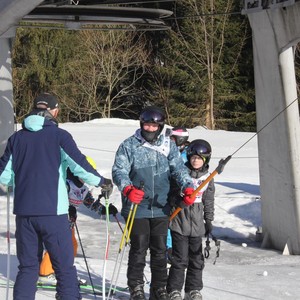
[167,231,204,293]
[127,217,169,289]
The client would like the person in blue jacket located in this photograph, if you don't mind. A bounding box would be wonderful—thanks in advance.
[112,106,195,300]
[0,93,113,300]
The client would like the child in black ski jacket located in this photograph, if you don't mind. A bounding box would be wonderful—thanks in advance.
[167,139,215,300]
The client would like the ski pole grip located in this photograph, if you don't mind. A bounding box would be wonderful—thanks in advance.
[216,155,231,174]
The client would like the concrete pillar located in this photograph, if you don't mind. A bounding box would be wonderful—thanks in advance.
[0,37,14,156]
[0,0,44,156]
[247,4,300,254]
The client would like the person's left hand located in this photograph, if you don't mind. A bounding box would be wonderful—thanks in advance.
[205,220,213,237]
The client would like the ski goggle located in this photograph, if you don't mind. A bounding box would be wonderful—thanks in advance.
[190,155,206,162]
[140,110,165,125]
[187,143,211,158]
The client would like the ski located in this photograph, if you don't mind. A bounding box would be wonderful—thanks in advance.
[0,282,130,299]
[36,282,128,296]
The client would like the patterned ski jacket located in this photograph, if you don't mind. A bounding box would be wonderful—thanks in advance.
[0,113,104,216]
[169,163,215,237]
[112,129,193,219]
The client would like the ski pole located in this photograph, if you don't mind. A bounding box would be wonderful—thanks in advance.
[113,214,150,286]
[103,190,110,300]
[204,236,211,259]
[114,214,124,235]
[107,203,137,300]
[6,186,11,300]
[74,222,97,299]
[170,156,231,221]
[108,182,143,300]
[212,234,221,265]
[204,233,221,264]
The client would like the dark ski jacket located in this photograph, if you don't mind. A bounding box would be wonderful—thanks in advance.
[112,129,193,219]
[0,113,104,216]
[169,163,215,237]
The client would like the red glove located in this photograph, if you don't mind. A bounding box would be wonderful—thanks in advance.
[123,185,145,204]
[183,187,196,206]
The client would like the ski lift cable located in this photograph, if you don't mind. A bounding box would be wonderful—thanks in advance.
[231,96,299,157]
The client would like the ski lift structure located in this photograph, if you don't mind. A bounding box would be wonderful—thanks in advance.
[242,0,297,14]
[242,0,300,254]
[20,2,172,31]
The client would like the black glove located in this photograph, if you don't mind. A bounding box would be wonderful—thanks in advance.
[100,178,113,197]
[83,192,95,209]
[205,220,213,237]
[97,203,118,216]
[108,204,118,216]
[98,203,116,215]
[91,199,102,212]
[68,205,77,224]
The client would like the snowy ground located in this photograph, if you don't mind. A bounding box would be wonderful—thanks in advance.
[1,119,300,300]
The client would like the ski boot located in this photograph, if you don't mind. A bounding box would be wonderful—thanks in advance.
[78,276,87,286]
[129,284,146,300]
[37,273,57,285]
[184,290,202,300]
[149,287,170,300]
[169,290,183,300]
[55,293,61,300]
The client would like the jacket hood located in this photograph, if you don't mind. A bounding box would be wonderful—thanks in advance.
[22,115,54,132]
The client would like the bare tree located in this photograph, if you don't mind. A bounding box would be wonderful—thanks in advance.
[68,29,150,119]
[167,0,247,129]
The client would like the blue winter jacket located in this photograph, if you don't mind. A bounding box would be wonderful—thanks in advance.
[0,114,104,216]
[112,129,193,219]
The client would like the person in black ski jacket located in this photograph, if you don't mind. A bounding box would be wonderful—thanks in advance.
[0,93,113,300]
[112,106,194,300]
[167,139,215,300]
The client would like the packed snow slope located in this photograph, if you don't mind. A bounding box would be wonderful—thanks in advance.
[1,119,300,299]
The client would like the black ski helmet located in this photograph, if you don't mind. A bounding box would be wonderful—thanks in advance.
[171,126,189,147]
[187,139,212,164]
[140,106,165,143]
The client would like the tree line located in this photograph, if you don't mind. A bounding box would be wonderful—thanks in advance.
[12,0,256,131]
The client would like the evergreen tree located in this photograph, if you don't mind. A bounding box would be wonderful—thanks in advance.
[12,27,78,122]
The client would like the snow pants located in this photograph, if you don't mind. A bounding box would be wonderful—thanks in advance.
[39,226,78,276]
[167,231,204,293]
[13,215,81,300]
[127,217,169,289]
